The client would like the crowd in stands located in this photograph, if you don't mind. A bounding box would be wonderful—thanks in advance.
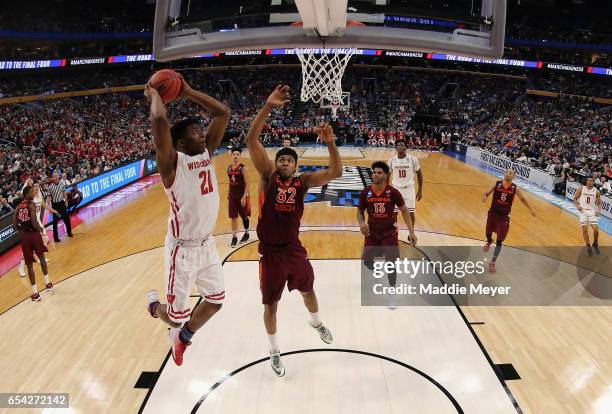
[0,64,610,214]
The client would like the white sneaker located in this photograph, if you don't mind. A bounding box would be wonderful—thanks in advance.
[18,261,26,277]
[270,350,285,377]
[312,322,333,344]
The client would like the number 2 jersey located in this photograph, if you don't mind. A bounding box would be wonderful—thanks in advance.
[164,150,219,240]
[256,172,305,249]
[358,184,405,239]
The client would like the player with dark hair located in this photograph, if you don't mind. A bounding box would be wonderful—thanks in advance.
[282,137,292,148]
[144,76,231,366]
[389,139,423,243]
[13,186,53,302]
[227,147,251,247]
[573,177,602,255]
[482,169,536,273]
[358,161,417,306]
[246,85,341,377]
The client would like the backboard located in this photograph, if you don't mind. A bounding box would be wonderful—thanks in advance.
[153,0,507,61]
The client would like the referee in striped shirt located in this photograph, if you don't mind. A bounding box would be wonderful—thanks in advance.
[46,172,73,242]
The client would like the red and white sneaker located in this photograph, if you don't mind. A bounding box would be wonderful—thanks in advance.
[488,261,496,273]
[45,282,54,292]
[146,290,160,318]
[169,327,191,366]
[483,242,491,253]
[31,293,41,302]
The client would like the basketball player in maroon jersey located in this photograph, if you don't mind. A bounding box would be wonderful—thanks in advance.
[246,85,341,377]
[227,147,251,247]
[13,186,53,302]
[358,161,417,303]
[482,169,535,273]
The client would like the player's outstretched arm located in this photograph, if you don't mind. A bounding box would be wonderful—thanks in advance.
[241,165,250,207]
[300,123,342,189]
[357,189,370,236]
[179,76,231,155]
[482,183,496,203]
[30,203,43,233]
[246,85,289,178]
[516,188,536,217]
[399,205,417,245]
[416,169,424,201]
[573,187,583,212]
[144,84,176,188]
[12,209,18,232]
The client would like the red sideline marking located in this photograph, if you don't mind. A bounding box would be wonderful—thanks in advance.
[0,174,161,279]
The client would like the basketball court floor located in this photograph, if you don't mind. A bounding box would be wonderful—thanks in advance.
[0,149,610,414]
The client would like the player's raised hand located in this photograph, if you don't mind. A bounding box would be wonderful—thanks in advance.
[143,83,159,104]
[359,221,370,237]
[178,73,191,98]
[266,85,290,108]
[316,123,335,143]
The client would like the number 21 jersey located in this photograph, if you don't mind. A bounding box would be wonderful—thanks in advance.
[164,151,219,240]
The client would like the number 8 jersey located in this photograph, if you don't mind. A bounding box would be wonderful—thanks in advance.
[164,150,219,241]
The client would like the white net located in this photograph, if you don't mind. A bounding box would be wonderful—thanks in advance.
[296,48,356,105]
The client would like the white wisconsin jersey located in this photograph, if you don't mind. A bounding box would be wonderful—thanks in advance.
[165,151,219,240]
[33,193,44,227]
[579,186,597,211]
[389,155,420,187]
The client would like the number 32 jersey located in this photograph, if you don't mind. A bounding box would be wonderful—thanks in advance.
[165,150,219,240]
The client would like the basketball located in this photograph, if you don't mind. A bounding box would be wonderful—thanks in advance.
[148,69,182,104]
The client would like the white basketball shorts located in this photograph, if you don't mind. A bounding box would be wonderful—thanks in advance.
[164,235,225,323]
[579,211,599,226]
[397,186,416,212]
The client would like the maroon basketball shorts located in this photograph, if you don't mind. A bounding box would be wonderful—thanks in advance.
[258,243,315,305]
[20,231,48,265]
[363,232,400,264]
[228,195,251,219]
[485,210,510,242]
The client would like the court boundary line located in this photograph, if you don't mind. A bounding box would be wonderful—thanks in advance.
[189,348,464,414]
[138,236,521,414]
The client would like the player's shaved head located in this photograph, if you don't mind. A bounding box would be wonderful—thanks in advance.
[504,169,515,181]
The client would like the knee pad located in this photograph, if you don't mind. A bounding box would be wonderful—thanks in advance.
[496,241,503,247]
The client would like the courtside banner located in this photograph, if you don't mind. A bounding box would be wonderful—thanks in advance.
[466,147,554,190]
[0,214,18,255]
[565,181,612,220]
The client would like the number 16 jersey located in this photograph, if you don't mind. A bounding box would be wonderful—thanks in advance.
[164,150,219,241]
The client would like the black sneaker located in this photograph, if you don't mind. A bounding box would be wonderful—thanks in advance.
[230,236,238,248]
[587,245,593,256]
[593,243,600,255]
[239,232,250,244]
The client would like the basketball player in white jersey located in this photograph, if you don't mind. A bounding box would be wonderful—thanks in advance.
[18,179,56,277]
[388,139,423,242]
[144,76,231,366]
[573,177,602,256]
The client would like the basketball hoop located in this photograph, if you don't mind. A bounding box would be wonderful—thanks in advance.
[293,20,363,105]
[296,47,355,105]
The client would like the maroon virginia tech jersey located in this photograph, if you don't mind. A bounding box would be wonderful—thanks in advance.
[16,201,36,232]
[358,184,405,238]
[256,172,305,248]
[490,180,516,215]
[227,164,246,199]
